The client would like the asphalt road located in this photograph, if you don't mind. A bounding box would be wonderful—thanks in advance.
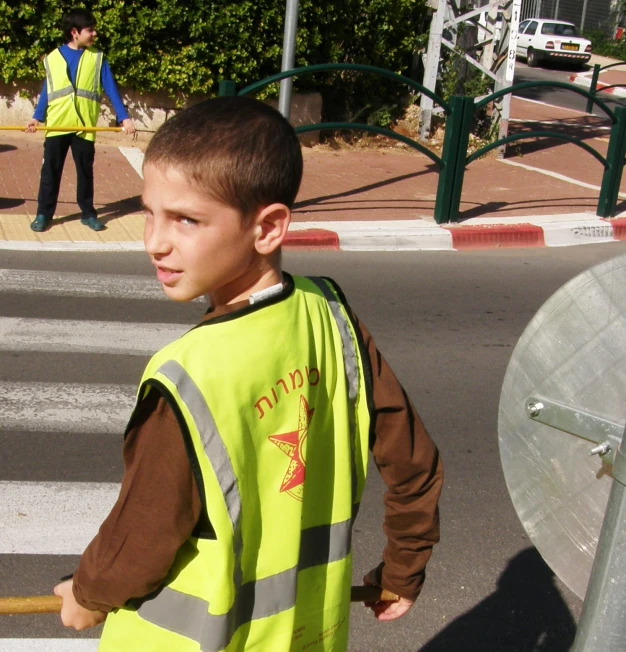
[3,244,626,650]
[513,61,626,117]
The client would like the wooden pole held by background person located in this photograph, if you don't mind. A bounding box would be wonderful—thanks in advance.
[0,126,123,132]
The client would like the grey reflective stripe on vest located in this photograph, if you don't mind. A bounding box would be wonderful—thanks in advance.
[76,88,101,102]
[44,53,73,102]
[47,86,75,102]
[308,277,359,505]
[156,360,243,546]
[137,522,351,651]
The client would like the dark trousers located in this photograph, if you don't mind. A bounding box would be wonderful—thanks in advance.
[36,134,97,219]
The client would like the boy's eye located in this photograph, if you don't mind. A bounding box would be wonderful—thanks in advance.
[178,216,198,226]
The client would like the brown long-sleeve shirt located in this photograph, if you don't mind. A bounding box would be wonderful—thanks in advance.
[73,279,442,611]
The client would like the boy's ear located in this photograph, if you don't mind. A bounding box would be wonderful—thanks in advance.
[254,203,291,255]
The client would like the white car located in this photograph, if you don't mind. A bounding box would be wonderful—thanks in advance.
[516,18,592,69]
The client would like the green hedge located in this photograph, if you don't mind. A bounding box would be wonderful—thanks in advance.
[0,0,429,118]
[584,29,626,60]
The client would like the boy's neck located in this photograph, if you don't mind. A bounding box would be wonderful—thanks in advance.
[66,41,83,51]
[209,265,284,311]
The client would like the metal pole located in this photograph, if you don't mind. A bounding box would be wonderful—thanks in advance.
[581,0,589,32]
[571,427,626,651]
[278,0,300,120]
[554,0,560,20]
[493,0,521,158]
[419,0,447,141]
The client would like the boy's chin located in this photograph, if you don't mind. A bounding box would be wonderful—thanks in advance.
[160,285,199,303]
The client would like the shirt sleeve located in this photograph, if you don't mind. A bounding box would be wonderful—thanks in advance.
[351,310,443,602]
[33,80,48,122]
[72,388,203,612]
[100,58,130,123]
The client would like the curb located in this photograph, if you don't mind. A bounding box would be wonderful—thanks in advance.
[2,217,626,252]
[569,73,626,98]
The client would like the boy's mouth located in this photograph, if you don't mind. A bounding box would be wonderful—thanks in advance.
[155,265,182,285]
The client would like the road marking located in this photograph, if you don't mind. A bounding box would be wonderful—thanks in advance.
[512,95,589,115]
[2,641,98,651]
[0,317,188,355]
[0,268,166,300]
[0,481,119,554]
[498,158,626,199]
[119,146,144,179]
[0,382,135,433]
[509,118,611,130]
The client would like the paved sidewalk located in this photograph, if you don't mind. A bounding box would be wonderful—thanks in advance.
[2,94,626,251]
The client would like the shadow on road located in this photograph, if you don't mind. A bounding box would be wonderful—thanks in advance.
[294,167,437,212]
[418,548,577,652]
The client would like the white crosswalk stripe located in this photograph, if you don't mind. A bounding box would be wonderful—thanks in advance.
[0,482,120,555]
[0,267,196,646]
[3,640,99,651]
[0,268,165,300]
[0,317,188,355]
[0,382,135,433]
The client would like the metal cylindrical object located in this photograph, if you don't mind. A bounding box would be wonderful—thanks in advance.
[571,434,626,651]
[278,0,300,119]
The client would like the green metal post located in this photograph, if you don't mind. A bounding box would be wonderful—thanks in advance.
[448,97,475,222]
[218,81,237,97]
[434,96,474,224]
[586,65,600,114]
[597,106,626,218]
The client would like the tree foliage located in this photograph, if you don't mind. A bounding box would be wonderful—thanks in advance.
[0,0,429,115]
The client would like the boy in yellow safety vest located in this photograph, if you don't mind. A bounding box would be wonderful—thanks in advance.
[52,97,443,651]
[25,8,135,233]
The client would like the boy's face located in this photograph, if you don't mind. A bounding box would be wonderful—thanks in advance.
[71,26,96,48]
[142,163,262,304]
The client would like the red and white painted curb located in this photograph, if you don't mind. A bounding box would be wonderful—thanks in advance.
[2,215,626,252]
[286,215,626,251]
[569,72,626,98]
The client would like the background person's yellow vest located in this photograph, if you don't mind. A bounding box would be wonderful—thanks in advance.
[98,276,372,651]
[44,48,103,143]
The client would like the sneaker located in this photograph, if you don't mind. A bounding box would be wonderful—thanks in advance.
[30,214,52,232]
[81,216,105,232]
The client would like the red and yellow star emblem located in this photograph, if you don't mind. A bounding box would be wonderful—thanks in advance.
[268,395,314,501]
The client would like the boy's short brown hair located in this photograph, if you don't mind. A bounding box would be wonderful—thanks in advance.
[144,96,303,220]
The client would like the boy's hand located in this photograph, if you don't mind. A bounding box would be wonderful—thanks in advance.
[363,568,414,622]
[25,119,39,133]
[53,579,106,630]
[121,118,136,135]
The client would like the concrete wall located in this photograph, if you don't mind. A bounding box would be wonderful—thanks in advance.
[0,82,322,145]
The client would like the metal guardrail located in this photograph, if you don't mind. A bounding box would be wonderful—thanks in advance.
[219,67,626,223]
[585,61,626,114]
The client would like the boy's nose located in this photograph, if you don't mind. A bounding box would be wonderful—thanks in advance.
[144,218,172,256]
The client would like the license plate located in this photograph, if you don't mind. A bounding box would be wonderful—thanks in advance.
[562,44,579,51]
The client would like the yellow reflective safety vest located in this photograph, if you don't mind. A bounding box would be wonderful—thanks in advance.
[43,47,103,142]
[98,275,372,652]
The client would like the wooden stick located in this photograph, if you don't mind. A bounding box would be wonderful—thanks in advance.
[0,596,62,615]
[350,585,399,603]
[0,126,123,132]
[0,586,399,615]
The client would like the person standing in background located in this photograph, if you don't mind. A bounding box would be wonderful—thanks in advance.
[26,8,135,232]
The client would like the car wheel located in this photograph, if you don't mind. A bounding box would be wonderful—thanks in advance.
[527,49,539,67]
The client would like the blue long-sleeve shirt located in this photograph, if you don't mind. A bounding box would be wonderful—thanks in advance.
[33,44,129,123]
